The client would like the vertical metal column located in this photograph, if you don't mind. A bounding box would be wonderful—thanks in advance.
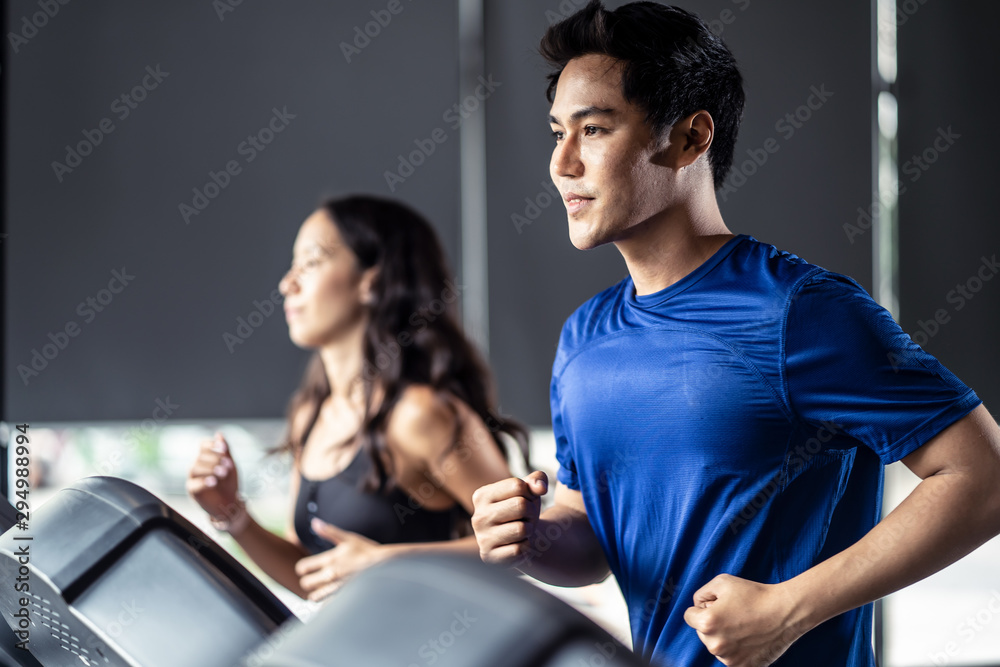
[872,1,900,663]
[874,0,900,319]
[457,0,489,354]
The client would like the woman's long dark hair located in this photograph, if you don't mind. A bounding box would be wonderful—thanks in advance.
[277,195,529,503]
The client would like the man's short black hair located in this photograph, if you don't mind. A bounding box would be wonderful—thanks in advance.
[540,1,745,188]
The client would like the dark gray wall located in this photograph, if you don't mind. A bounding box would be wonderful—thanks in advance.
[897,2,1000,414]
[486,0,874,425]
[7,1,992,428]
[4,1,461,421]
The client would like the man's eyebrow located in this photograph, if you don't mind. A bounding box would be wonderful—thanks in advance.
[548,106,617,125]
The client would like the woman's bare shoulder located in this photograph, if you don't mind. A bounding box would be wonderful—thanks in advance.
[385,385,463,460]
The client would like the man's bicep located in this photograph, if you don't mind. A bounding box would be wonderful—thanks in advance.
[552,479,589,515]
[547,480,610,582]
[901,404,1000,480]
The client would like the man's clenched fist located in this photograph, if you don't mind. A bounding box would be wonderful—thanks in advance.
[471,470,548,566]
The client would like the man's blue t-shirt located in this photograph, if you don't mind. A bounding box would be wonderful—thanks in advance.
[551,235,980,667]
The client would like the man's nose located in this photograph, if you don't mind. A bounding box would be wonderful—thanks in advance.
[551,136,583,179]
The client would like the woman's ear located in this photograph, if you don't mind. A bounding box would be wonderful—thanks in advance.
[359,266,380,305]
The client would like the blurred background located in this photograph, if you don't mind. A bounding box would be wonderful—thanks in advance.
[2,1,999,665]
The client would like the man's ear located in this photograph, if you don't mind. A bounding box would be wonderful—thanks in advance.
[665,110,715,169]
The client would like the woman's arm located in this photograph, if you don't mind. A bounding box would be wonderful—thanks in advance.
[187,433,313,598]
[223,467,313,598]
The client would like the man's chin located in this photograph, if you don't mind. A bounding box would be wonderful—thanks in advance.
[570,238,601,251]
[568,220,609,251]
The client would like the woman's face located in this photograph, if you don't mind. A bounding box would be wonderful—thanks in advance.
[279,210,374,349]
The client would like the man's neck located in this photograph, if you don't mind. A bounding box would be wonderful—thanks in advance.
[614,198,733,296]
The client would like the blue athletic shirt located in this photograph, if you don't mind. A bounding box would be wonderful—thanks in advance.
[551,235,980,667]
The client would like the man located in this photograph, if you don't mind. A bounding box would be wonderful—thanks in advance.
[470,2,1000,666]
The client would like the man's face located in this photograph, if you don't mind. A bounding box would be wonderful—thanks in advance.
[548,53,674,250]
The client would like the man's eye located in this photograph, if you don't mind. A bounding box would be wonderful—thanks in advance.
[551,130,564,141]
[584,125,601,136]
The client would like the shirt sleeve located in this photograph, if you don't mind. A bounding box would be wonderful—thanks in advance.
[783,270,981,464]
[551,365,580,491]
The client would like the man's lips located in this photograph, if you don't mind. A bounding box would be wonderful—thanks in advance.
[563,192,595,214]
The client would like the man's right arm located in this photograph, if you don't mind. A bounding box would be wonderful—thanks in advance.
[471,471,611,587]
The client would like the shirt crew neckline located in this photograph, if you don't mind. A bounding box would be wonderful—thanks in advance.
[628,234,748,309]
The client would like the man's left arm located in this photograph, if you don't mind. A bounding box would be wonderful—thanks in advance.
[684,404,1000,667]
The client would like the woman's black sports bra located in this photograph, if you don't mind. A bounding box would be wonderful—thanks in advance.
[293,444,460,554]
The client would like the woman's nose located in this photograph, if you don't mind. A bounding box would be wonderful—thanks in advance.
[278,270,297,295]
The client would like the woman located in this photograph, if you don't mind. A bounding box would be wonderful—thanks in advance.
[187,195,528,601]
